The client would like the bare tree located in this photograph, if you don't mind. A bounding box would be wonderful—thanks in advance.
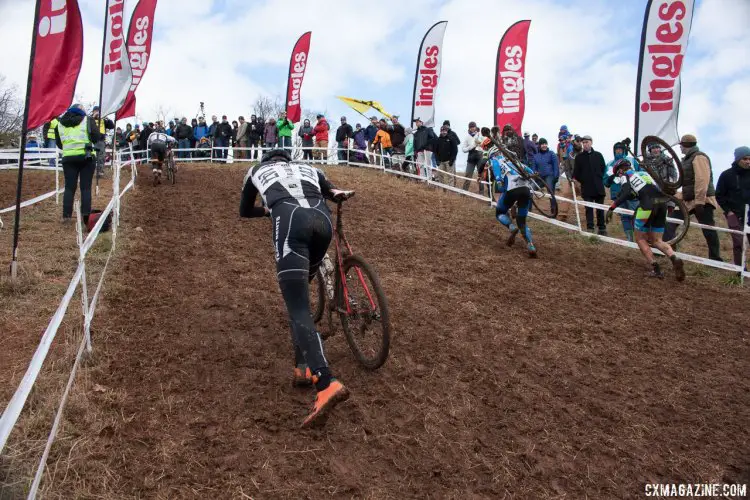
[252,95,285,123]
[153,104,176,126]
[0,75,23,145]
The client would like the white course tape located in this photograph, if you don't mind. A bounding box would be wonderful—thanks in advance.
[0,264,84,452]
[0,188,64,214]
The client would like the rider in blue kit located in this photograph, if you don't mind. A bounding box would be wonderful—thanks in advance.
[488,146,538,257]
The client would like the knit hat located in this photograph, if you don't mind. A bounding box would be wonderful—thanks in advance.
[680,134,697,146]
[538,138,548,145]
[443,120,451,127]
[734,146,750,162]
[468,121,477,129]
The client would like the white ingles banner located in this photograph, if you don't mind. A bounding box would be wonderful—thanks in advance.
[634,0,695,153]
[411,21,447,128]
[100,0,133,117]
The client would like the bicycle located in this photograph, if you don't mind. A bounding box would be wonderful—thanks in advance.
[492,141,558,219]
[166,145,176,185]
[624,135,689,246]
[309,194,391,370]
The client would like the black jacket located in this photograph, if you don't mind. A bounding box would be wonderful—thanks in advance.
[335,123,353,142]
[53,111,102,155]
[716,162,750,218]
[248,119,263,141]
[573,149,606,197]
[389,124,406,148]
[140,126,153,147]
[434,134,458,163]
[413,125,437,153]
[174,123,193,140]
[216,121,233,139]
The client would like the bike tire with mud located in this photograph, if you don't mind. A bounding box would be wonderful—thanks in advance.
[640,135,683,192]
[529,174,558,219]
[664,195,690,247]
[309,268,326,324]
[338,255,391,370]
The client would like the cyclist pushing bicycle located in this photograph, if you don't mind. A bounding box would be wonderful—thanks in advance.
[606,158,685,281]
[240,148,354,428]
[147,131,176,183]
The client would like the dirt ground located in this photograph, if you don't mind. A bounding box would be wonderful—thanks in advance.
[2,163,749,499]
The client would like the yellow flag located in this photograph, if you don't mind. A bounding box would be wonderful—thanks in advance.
[336,96,393,119]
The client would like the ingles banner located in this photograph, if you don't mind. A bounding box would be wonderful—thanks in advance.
[117,0,158,120]
[494,20,530,134]
[411,21,447,128]
[27,0,84,129]
[285,31,311,124]
[634,0,695,153]
[100,0,133,117]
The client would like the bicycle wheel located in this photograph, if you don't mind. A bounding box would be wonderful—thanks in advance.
[640,135,683,191]
[169,156,176,185]
[309,268,326,324]
[338,255,390,370]
[664,196,690,247]
[529,174,558,219]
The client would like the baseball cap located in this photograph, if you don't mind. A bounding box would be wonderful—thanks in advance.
[413,117,423,123]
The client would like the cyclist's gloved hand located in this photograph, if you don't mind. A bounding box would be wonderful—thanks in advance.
[330,189,355,202]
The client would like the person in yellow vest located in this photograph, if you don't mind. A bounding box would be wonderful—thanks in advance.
[90,106,114,177]
[43,117,59,168]
[54,104,102,223]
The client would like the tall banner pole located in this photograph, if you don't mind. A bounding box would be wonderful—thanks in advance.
[9,0,43,280]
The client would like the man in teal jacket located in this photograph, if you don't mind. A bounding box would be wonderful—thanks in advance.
[604,141,640,241]
[277,111,295,152]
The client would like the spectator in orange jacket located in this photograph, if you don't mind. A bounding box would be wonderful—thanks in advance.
[372,120,393,167]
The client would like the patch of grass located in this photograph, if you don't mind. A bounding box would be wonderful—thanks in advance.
[583,234,602,245]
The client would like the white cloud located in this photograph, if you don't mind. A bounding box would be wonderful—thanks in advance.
[0,0,747,174]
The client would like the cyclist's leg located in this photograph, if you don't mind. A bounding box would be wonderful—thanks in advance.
[495,191,513,229]
[515,189,534,243]
[272,203,335,391]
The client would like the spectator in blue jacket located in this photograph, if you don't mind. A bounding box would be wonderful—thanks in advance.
[193,117,210,143]
[531,138,559,214]
[365,116,379,163]
[604,141,640,241]
[523,132,538,165]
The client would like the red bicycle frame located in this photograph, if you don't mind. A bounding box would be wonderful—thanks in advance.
[332,201,377,314]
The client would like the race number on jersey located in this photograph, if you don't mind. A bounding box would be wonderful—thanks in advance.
[628,171,654,193]
[249,161,321,204]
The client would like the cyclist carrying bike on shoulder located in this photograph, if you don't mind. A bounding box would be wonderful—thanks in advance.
[488,145,538,257]
[606,158,685,281]
[240,148,354,428]
[147,130,176,183]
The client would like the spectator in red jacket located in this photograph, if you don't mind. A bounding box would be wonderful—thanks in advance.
[313,115,329,161]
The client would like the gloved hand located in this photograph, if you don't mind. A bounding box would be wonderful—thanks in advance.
[605,208,614,224]
[606,174,616,185]
[692,204,705,218]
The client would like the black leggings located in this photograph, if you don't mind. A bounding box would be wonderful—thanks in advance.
[62,158,95,219]
[271,199,333,368]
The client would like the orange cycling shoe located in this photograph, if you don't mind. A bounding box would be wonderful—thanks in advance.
[301,380,350,428]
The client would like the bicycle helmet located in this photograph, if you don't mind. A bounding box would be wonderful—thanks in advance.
[612,158,631,175]
[261,148,293,163]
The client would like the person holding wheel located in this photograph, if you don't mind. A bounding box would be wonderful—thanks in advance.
[606,159,685,281]
[239,148,354,428]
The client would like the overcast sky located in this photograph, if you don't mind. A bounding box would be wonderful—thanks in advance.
[0,0,748,173]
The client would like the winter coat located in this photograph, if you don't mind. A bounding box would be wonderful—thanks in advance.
[680,146,717,210]
[446,129,460,152]
[217,122,233,140]
[54,109,102,154]
[716,162,750,219]
[194,124,209,141]
[434,134,458,163]
[404,134,414,157]
[353,129,367,149]
[364,124,378,143]
[573,149,607,198]
[236,122,248,142]
[264,123,278,144]
[524,137,538,164]
[208,121,219,138]
[389,124,406,148]
[372,129,392,149]
[174,123,193,141]
[277,118,294,138]
[298,125,314,147]
[335,123,353,143]
[413,125,437,153]
[248,119,263,141]
[531,149,559,179]
[313,119,329,142]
